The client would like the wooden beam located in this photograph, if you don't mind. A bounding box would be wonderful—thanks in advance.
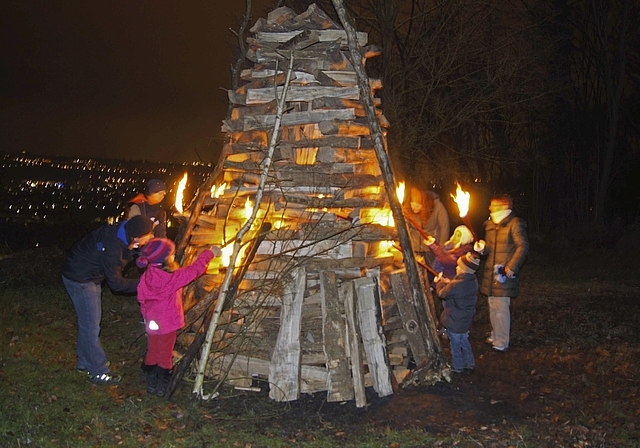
[342,280,367,407]
[321,271,354,402]
[269,267,306,401]
[354,276,393,397]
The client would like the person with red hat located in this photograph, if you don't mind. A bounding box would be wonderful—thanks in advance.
[125,179,168,238]
[136,238,222,397]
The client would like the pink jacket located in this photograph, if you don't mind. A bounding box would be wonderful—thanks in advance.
[137,250,214,335]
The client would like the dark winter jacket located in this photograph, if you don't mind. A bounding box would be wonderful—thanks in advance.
[435,273,478,334]
[479,214,529,298]
[126,193,167,237]
[61,221,139,293]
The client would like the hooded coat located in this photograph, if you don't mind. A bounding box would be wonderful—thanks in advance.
[61,221,139,293]
[137,250,214,335]
[479,213,529,297]
[435,272,478,334]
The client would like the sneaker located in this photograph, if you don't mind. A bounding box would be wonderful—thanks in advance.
[492,345,507,352]
[87,373,122,385]
[450,368,464,374]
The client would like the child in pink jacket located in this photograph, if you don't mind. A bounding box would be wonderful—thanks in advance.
[136,238,221,397]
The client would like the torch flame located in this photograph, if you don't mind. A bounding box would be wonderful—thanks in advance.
[396,181,405,204]
[175,173,188,214]
[451,182,470,218]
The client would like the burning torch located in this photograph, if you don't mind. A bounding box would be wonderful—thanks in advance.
[450,182,476,240]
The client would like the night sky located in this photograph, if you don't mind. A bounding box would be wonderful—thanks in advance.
[1,0,276,164]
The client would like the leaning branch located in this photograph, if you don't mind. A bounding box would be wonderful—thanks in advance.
[192,53,296,399]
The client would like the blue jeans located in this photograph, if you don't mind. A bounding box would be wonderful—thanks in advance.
[448,331,474,370]
[62,276,110,376]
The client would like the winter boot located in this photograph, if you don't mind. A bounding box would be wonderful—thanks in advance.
[141,363,158,395]
[154,367,172,398]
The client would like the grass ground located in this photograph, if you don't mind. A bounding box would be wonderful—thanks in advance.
[0,245,639,447]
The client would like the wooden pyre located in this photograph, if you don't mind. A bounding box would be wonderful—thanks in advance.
[175,4,434,406]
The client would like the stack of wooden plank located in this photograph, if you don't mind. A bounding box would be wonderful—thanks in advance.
[176,4,419,406]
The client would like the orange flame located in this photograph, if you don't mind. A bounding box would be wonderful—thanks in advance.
[175,173,188,214]
[211,183,227,198]
[451,182,470,218]
[244,197,252,221]
[396,181,405,204]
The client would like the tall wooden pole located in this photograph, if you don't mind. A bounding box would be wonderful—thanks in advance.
[331,0,448,384]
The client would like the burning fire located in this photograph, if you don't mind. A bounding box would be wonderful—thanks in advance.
[244,197,252,220]
[451,182,470,218]
[175,173,188,214]
[396,181,405,204]
[211,183,227,198]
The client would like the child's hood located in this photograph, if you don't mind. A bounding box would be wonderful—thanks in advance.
[140,266,174,292]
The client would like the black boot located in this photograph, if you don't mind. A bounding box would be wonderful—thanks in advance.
[155,367,172,398]
[141,363,158,395]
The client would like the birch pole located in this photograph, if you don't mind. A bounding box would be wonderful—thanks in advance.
[192,54,295,399]
[330,0,448,383]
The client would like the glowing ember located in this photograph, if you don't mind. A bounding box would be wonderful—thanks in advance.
[211,183,227,198]
[396,181,405,204]
[175,173,188,214]
[451,182,470,218]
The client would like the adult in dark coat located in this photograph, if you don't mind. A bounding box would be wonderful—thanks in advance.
[125,179,168,238]
[61,215,155,384]
[479,194,529,351]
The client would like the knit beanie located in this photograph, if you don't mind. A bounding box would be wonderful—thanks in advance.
[146,179,167,194]
[446,225,474,247]
[136,238,175,268]
[457,251,480,273]
[124,216,154,242]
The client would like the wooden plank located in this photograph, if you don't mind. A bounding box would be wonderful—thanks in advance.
[256,30,368,47]
[321,271,354,402]
[354,277,393,397]
[341,280,367,407]
[246,86,359,105]
[241,108,356,131]
[269,267,306,401]
[318,120,372,136]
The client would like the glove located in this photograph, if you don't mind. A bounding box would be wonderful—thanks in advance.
[211,245,223,258]
[424,235,436,246]
[474,239,486,254]
[494,264,507,283]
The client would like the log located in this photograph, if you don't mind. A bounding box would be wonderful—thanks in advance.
[389,272,428,365]
[354,276,393,397]
[269,267,306,401]
[246,86,359,105]
[342,280,367,407]
[321,271,354,402]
